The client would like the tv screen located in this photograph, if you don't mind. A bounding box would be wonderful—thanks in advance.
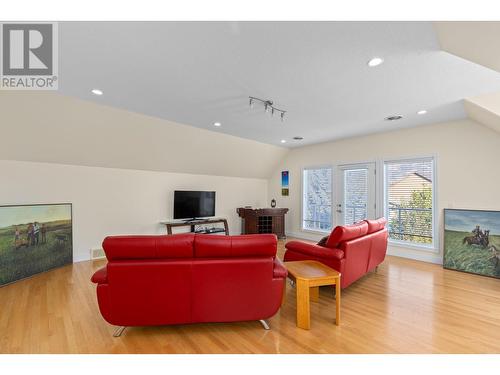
[174,191,216,220]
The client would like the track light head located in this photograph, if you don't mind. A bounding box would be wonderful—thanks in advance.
[249,96,286,122]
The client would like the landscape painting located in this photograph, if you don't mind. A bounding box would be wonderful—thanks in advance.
[444,209,500,279]
[281,170,289,196]
[0,203,73,287]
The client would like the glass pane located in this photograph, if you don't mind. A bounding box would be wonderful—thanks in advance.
[343,168,368,225]
[385,159,434,245]
[303,168,332,231]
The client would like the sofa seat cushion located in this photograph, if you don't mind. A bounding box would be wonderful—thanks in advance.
[285,240,344,260]
[326,221,369,248]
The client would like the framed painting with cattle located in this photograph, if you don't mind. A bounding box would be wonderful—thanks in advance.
[0,203,73,287]
[444,208,500,279]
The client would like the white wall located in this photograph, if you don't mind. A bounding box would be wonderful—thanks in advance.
[0,160,268,262]
[268,119,500,264]
[0,92,288,179]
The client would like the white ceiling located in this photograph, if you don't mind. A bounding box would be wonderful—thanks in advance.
[58,21,500,147]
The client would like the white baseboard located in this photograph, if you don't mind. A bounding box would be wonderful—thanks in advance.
[387,246,443,264]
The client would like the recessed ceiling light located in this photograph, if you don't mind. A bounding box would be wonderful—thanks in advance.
[91,89,103,96]
[367,57,384,67]
[385,115,403,121]
[417,110,427,115]
[213,122,221,127]
[280,139,286,144]
[293,136,304,140]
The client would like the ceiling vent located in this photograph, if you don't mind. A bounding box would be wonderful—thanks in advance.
[384,115,403,121]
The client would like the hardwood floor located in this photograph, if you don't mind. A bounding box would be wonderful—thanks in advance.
[1,239,500,353]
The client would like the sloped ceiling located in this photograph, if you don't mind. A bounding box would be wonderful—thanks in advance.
[435,22,500,135]
[434,22,500,74]
[0,92,287,179]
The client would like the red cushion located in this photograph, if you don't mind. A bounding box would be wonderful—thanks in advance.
[103,234,194,260]
[91,266,108,284]
[326,221,369,248]
[273,258,288,278]
[285,240,344,260]
[155,234,196,258]
[194,234,277,258]
[365,218,387,234]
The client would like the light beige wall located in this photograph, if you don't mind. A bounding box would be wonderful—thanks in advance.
[0,160,268,262]
[0,92,288,179]
[268,119,500,264]
[465,92,500,134]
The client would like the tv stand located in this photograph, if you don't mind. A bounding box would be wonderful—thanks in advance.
[161,218,229,235]
[182,218,205,223]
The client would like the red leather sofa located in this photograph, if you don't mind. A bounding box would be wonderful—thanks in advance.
[284,218,388,288]
[91,233,287,334]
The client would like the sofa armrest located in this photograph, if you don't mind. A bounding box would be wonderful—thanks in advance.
[273,257,288,279]
[285,240,344,260]
[91,266,108,284]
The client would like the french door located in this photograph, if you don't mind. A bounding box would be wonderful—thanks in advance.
[336,163,376,225]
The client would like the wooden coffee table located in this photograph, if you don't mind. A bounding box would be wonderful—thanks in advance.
[284,260,341,329]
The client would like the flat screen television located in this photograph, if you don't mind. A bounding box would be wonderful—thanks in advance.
[173,190,216,220]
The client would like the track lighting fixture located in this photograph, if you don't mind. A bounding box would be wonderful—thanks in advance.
[249,96,286,121]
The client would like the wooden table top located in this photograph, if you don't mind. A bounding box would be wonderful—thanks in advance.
[285,260,341,281]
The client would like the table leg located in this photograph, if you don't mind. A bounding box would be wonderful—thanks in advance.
[296,279,310,329]
[335,278,341,326]
[310,286,319,302]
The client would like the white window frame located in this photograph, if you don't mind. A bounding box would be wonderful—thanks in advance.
[301,165,334,234]
[383,155,438,252]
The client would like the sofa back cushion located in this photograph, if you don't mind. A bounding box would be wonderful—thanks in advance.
[366,228,389,272]
[194,234,277,258]
[103,233,195,261]
[326,221,369,248]
[365,218,387,234]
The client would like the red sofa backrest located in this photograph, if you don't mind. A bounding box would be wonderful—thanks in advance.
[324,218,387,287]
[365,219,388,272]
[194,234,277,258]
[102,233,278,261]
[325,220,369,248]
[103,233,195,260]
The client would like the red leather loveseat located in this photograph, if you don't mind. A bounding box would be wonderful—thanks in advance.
[91,233,287,334]
[284,218,388,288]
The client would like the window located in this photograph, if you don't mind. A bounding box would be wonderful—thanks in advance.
[344,169,369,224]
[302,167,333,232]
[384,157,435,248]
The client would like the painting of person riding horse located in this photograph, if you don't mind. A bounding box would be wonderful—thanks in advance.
[444,209,500,278]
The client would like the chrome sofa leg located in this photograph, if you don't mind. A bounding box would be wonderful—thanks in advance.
[113,326,126,337]
[259,320,270,330]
